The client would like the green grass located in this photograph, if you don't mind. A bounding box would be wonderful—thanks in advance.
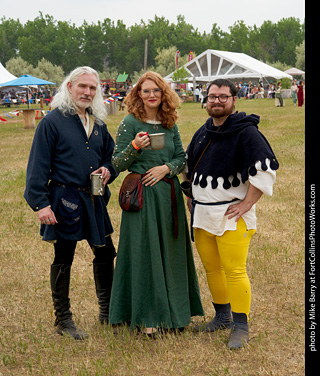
[0,98,305,375]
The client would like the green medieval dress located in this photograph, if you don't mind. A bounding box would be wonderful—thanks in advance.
[109,114,204,329]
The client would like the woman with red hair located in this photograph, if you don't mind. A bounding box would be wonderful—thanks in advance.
[109,71,204,336]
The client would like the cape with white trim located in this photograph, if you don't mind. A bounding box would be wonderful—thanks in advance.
[186,112,279,189]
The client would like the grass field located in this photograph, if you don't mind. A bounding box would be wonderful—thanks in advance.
[0,98,305,375]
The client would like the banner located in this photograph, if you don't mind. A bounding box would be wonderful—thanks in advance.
[175,50,180,70]
[188,50,194,62]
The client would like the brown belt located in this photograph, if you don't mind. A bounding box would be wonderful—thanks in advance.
[50,180,91,195]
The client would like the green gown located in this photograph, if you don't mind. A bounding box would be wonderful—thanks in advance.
[109,114,204,329]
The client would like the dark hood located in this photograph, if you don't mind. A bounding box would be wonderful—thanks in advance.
[186,112,279,189]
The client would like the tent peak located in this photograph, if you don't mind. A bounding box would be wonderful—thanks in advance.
[165,49,293,83]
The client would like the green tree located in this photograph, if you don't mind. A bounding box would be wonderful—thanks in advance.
[18,13,58,66]
[275,17,304,66]
[102,20,129,72]
[17,13,82,73]
[49,20,83,73]
[171,66,189,84]
[33,58,65,85]
[1,13,306,78]
[248,21,278,62]
[295,40,305,71]
[154,46,178,76]
[147,16,175,66]
[224,20,251,53]
[5,57,34,77]
[80,21,107,71]
[125,22,148,72]
[207,23,226,50]
[268,61,291,72]
[173,15,205,56]
[0,17,23,63]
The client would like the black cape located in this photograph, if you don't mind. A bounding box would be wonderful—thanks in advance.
[186,112,279,190]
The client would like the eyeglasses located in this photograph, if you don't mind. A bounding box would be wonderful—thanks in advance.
[141,88,162,96]
[207,95,233,103]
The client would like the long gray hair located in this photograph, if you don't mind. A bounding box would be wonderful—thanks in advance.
[51,66,107,122]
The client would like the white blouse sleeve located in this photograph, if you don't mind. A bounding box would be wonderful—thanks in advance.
[248,158,276,196]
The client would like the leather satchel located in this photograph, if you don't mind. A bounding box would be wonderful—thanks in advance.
[119,173,143,212]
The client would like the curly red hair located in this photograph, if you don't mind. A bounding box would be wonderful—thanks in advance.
[125,71,181,129]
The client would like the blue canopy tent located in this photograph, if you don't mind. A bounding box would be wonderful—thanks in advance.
[0,74,55,109]
[0,75,56,128]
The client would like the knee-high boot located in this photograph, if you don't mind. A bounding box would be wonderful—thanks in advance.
[50,264,88,340]
[93,262,114,324]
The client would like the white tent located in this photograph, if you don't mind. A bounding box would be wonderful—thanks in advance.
[0,62,17,84]
[284,67,305,76]
[165,49,293,84]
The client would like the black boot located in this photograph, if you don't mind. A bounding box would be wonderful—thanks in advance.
[50,264,88,340]
[93,262,114,324]
[194,302,232,332]
[227,312,249,349]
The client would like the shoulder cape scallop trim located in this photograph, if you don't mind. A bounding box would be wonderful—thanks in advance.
[193,157,279,190]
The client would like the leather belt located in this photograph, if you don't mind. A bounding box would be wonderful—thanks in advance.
[49,180,91,195]
[190,198,239,241]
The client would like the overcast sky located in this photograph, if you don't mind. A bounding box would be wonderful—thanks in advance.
[4,0,305,33]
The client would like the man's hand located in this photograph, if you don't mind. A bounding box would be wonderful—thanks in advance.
[38,206,58,225]
[225,184,263,222]
[91,166,111,186]
[224,201,254,222]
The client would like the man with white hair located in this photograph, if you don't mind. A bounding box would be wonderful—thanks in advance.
[24,66,118,340]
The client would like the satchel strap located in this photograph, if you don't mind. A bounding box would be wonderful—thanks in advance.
[190,139,212,182]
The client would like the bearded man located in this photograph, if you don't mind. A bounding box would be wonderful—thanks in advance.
[24,66,118,340]
[183,79,279,349]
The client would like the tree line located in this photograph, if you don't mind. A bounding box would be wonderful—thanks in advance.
[0,13,305,84]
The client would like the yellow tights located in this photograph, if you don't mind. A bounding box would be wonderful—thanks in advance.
[194,218,255,319]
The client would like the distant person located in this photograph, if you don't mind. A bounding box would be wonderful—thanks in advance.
[43,86,51,106]
[275,82,283,107]
[117,85,127,110]
[104,84,110,96]
[194,86,200,102]
[248,85,258,99]
[257,86,265,99]
[24,66,118,340]
[268,83,275,99]
[297,81,304,107]
[291,80,298,106]
[10,89,17,99]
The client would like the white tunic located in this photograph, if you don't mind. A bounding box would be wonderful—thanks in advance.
[191,158,276,236]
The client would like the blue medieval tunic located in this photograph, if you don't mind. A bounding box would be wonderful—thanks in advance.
[24,108,118,247]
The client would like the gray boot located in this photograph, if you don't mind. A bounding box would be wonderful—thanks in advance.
[227,312,249,349]
[50,264,88,340]
[93,262,114,324]
[194,302,232,332]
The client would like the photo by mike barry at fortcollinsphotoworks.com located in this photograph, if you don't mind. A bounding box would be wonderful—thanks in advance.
[307,183,317,357]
